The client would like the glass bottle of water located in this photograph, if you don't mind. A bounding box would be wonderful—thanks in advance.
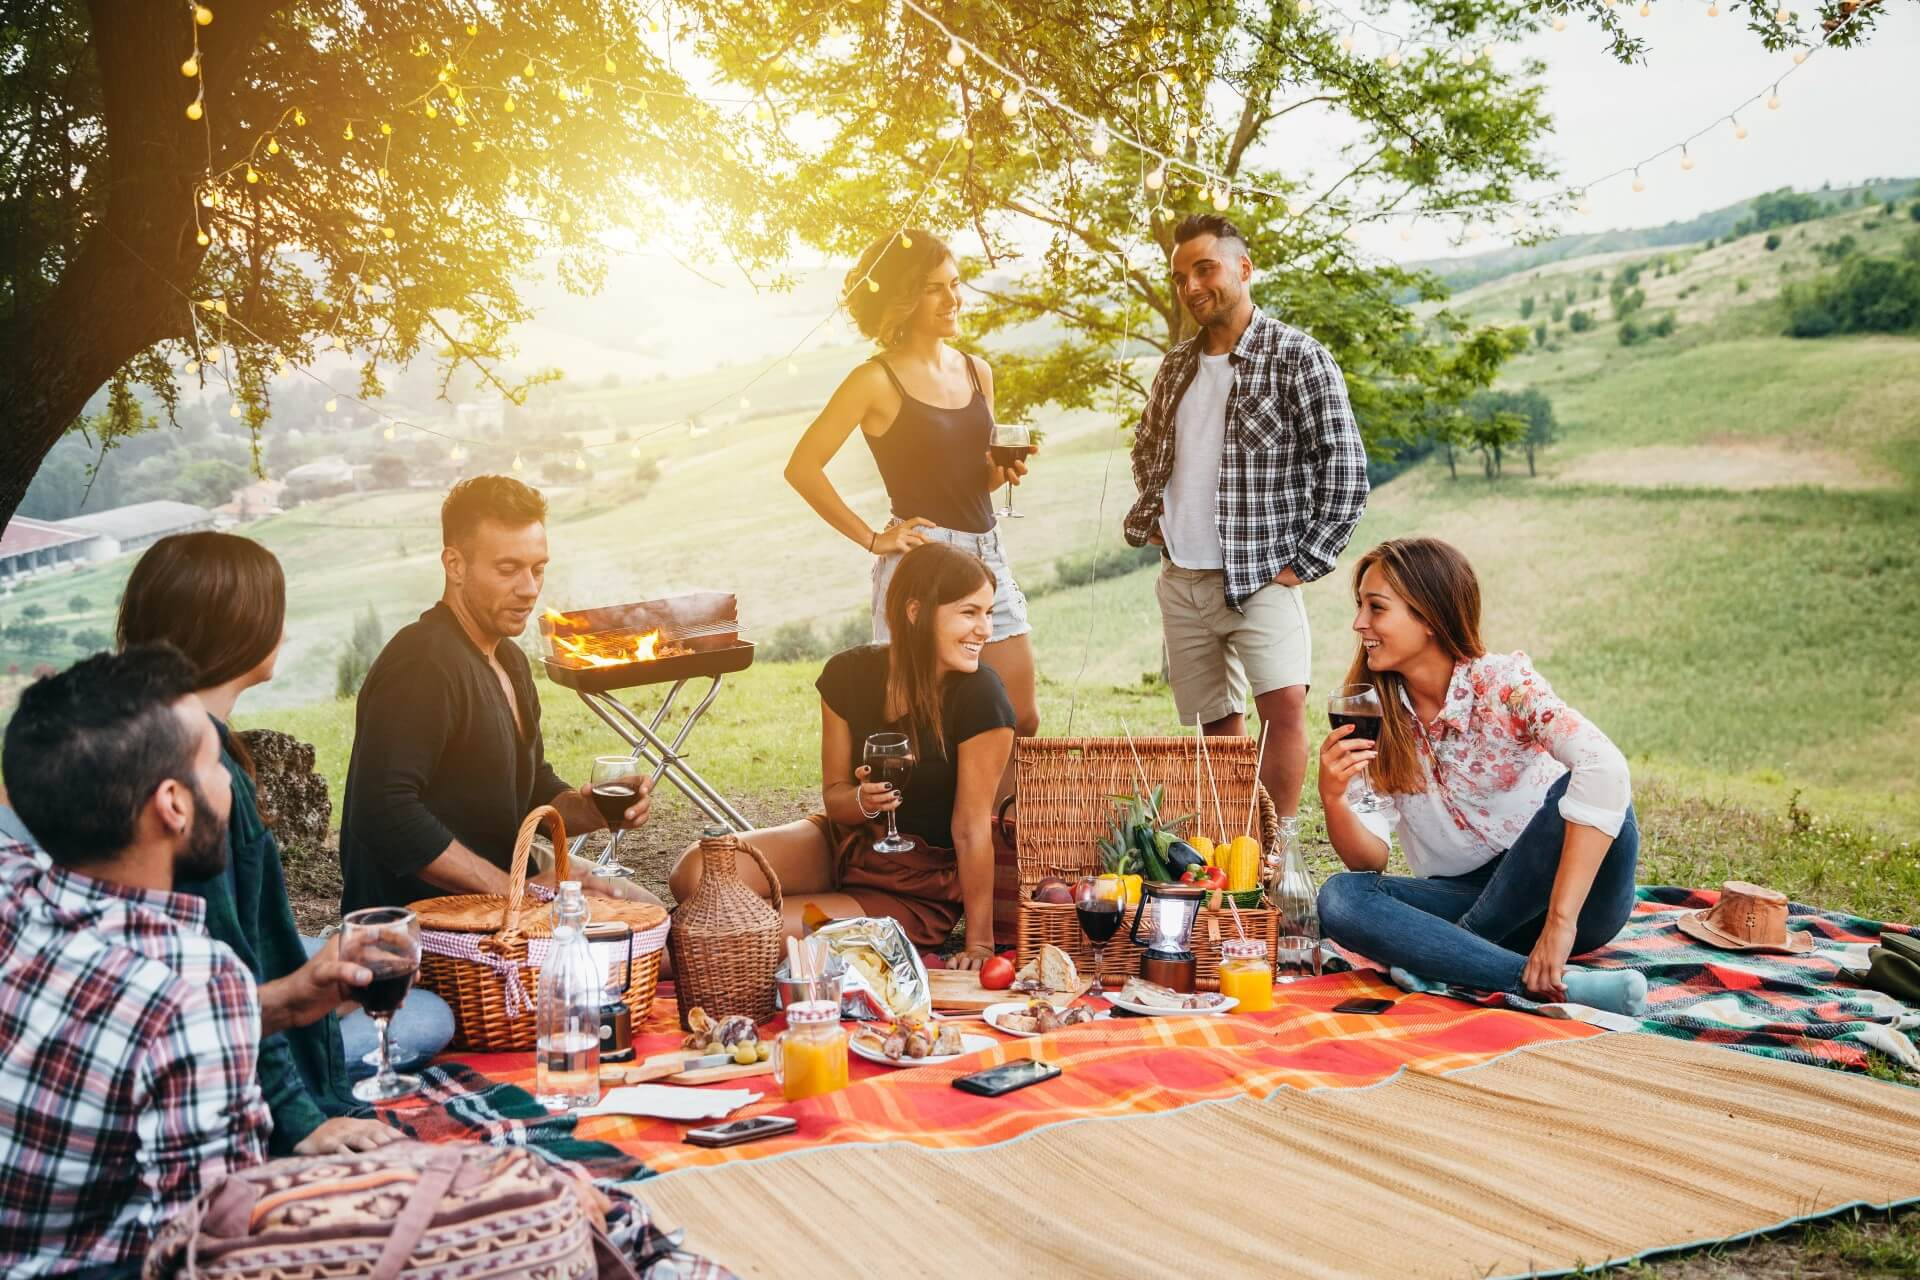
[536,881,601,1110]
[1264,817,1322,976]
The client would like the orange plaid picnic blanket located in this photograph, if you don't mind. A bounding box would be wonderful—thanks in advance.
[428,970,1597,1177]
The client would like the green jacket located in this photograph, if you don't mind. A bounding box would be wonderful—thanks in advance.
[178,720,358,1153]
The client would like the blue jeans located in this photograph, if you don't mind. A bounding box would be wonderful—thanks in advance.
[302,935,456,1075]
[1317,774,1639,993]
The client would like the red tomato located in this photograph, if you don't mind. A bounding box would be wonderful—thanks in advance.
[979,955,1016,990]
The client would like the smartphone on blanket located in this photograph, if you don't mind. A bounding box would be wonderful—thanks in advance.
[1332,998,1397,1015]
[684,1115,798,1147]
[952,1059,1061,1097]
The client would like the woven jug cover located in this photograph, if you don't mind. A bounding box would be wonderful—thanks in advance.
[410,892,666,938]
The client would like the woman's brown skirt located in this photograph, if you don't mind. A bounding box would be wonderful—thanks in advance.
[804,814,962,948]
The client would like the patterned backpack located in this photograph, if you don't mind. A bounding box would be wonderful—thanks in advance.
[143,1141,640,1279]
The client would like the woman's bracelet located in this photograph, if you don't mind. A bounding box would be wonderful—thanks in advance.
[843,779,882,820]
[868,529,879,553]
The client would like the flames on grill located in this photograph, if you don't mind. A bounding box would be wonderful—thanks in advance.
[541,607,690,669]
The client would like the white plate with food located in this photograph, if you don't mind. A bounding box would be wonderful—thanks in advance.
[848,1023,996,1068]
[981,1000,1105,1038]
[1108,977,1237,1017]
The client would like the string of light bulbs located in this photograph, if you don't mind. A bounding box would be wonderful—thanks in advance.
[897,0,1874,238]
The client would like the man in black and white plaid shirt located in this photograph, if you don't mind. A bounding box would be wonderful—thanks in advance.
[1123,213,1369,817]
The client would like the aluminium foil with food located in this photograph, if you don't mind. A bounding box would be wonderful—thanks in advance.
[811,915,931,1022]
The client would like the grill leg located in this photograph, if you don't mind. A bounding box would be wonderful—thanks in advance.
[574,678,751,836]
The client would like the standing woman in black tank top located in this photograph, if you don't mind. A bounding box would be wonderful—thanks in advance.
[786,229,1041,738]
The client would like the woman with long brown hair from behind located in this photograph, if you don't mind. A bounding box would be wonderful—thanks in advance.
[119,532,411,1153]
[669,543,1016,967]
[784,228,1040,741]
[1314,536,1647,1014]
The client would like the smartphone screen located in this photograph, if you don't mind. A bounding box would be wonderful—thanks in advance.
[952,1059,1061,1097]
[1332,997,1397,1015]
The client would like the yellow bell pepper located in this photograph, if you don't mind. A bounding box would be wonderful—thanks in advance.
[1226,835,1262,892]
[1120,873,1144,906]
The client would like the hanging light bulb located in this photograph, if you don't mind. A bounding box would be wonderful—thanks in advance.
[1638,0,1651,14]
[629,444,641,458]
[1731,116,1748,140]
[1090,121,1110,156]
[1340,25,1357,51]
[229,402,243,419]
[266,136,280,154]
[1632,168,1646,192]
[204,344,221,361]
[245,165,258,183]
[1145,163,1165,190]
[325,398,339,413]
[293,109,306,126]
[1399,223,1414,241]
[788,361,800,375]
[1457,46,1475,65]
[274,354,288,373]
[1679,148,1694,171]
[1287,198,1307,216]
[195,229,210,246]
[946,38,966,67]
[1552,15,1567,29]
[524,59,537,78]
[504,95,516,112]
[1766,84,1782,109]
[1792,47,1807,62]
[1153,78,1168,109]
[1213,186,1231,212]
[960,131,973,151]
[604,55,617,73]
[184,359,200,374]
[382,425,397,440]
[181,55,199,77]
[738,395,751,410]
[1385,45,1404,65]
[1707,1,1718,12]
[425,102,438,118]
[1577,194,1594,215]
[194,5,212,25]
[1298,0,1316,15]
[511,453,524,471]
[1001,85,1024,116]
[1772,4,1790,19]
[900,233,913,247]
[186,97,204,121]
[342,122,354,140]
[379,120,392,135]
[574,453,588,472]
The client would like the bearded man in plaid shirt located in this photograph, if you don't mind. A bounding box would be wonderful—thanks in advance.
[0,648,369,1278]
[1123,213,1370,818]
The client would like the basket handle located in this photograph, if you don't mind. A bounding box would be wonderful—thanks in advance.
[733,834,783,916]
[500,804,568,937]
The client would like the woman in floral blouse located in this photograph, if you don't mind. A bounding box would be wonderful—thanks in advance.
[1315,537,1646,1015]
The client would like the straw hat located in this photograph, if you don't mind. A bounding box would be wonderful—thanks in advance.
[1677,881,1812,954]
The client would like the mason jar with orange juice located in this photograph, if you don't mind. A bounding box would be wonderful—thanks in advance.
[1217,938,1274,1012]
[772,999,849,1101]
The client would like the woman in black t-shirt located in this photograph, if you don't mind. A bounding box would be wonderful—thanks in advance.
[669,544,1015,965]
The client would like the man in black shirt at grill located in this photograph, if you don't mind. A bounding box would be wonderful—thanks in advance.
[339,476,656,914]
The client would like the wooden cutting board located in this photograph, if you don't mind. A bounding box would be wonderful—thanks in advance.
[601,1048,777,1087]
[927,968,1092,1012]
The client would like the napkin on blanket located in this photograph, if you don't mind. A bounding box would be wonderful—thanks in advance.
[579,1085,762,1121]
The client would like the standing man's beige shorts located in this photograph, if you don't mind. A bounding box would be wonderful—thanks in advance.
[1156,564,1311,725]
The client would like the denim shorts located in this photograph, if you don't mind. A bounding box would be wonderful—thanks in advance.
[871,519,1032,644]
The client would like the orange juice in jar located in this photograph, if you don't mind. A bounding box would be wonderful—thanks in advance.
[772,1000,848,1101]
[1217,939,1274,1012]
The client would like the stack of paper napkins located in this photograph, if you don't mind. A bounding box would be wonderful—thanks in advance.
[579,1085,762,1121]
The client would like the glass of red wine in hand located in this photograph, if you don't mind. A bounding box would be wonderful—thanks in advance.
[1073,876,1126,996]
[342,906,422,1103]
[862,732,916,855]
[990,423,1034,519]
[1327,683,1391,815]
[587,755,641,878]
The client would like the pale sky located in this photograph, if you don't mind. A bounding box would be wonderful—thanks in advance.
[1368,2,1920,258]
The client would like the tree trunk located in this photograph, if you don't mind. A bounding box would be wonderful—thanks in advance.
[1527,444,1536,476]
[1493,442,1503,478]
[0,0,272,526]
[1444,441,1457,481]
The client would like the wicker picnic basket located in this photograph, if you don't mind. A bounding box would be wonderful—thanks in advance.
[667,828,784,1028]
[1011,737,1283,990]
[408,805,668,1050]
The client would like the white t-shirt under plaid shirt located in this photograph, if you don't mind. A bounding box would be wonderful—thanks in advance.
[0,845,269,1276]
[1125,309,1370,609]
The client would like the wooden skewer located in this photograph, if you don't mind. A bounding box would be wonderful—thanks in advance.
[1245,720,1269,838]
[1119,720,1151,800]
[1198,720,1225,840]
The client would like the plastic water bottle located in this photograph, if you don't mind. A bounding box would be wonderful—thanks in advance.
[536,881,601,1110]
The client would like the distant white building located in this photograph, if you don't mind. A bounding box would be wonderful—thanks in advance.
[59,501,215,560]
[0,517,104,583]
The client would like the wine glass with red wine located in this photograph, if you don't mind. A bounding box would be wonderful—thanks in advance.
[1074,876,1126,996]
[1327,683,1391,815]
[342,906,422,1103]
[862,732,916,854]
[587,755,641,878]
[990,422,1034,519]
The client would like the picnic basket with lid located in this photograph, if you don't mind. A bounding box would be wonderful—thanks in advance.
[408,805,668,1051]
[1009,737,1283,990]
[667,827,784,1027]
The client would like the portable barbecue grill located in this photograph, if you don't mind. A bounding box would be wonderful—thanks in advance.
[541,592,754,848]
